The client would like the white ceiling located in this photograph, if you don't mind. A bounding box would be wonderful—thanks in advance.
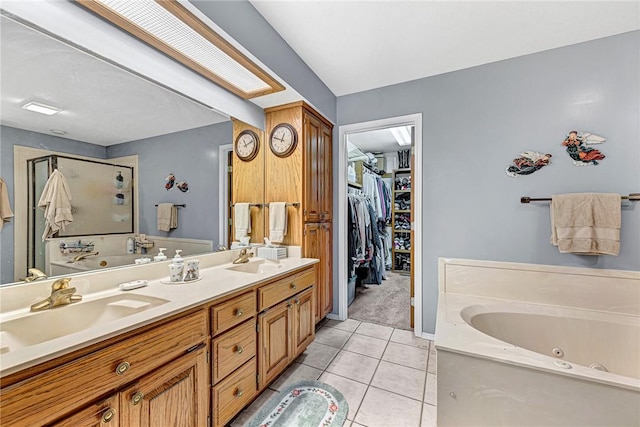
[347,126,412,153]
[251,1,640,96]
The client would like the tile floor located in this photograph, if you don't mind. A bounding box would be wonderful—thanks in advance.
[230,318,437,427]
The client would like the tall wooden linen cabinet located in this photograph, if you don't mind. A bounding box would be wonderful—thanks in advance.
[264,101,333,323]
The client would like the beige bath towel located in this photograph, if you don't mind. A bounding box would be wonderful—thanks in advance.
[269,202,288,243]
[38,169,73,240]
[550,193,621,256]
[0,178,14,232]
[157,203,177,231]
[234,203,251,239]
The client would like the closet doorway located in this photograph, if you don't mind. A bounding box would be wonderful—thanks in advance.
[337,114,423,336]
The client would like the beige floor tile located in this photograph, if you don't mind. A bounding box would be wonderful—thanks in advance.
[354,387,422,427]
[350,422,366,427]
[268,362,322,392]
[319,371,368,421]
[325,318,362,332]
[343,333,388,359]
[315,325,353,348]
[427,349,437,374]
[296,341,340,370]
[355,322,394,340]
[370,360,426,401]
[390,329,431,350]
[326,350,380,384]
[382,342,428,371]
[422,403,437,427]
[229,389,279,426]
[423,373,437,405]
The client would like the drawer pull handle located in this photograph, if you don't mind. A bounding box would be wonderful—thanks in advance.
[131,391,144,405]
[235,345,244,354]
[294,298,300,305]
[115,361,130,375]
[102,408,116,423]
[290,283,297,290]
[287,303,293,309]
[235,389,244,398]
[235,308,244,317]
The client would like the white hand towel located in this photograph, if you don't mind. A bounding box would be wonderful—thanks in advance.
[38,169,73,240]
[550,193,621,256]
[234,203,251,239]
[269,202,288,243]
[0,177,14,232]
[157,203,174,232]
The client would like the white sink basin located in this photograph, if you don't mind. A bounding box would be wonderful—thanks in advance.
[226,260,286,274]
[0,293,168,353]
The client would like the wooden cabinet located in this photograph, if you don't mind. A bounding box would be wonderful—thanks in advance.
[304,222,333,322]
[257,271,315,390]
[52,394,120,427]
[303,111,332,222]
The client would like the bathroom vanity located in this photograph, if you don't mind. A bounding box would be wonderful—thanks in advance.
[0,251,318,426]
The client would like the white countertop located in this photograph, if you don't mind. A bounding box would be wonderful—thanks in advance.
[0,255,318,377]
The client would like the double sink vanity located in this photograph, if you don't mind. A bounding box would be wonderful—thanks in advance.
[0,249,318,426]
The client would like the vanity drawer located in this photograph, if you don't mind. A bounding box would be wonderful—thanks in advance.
[0,310,207,427]
[212,358,257,427]
[212,319,256,384]
[211,291,256,336]
[258,268,315,311]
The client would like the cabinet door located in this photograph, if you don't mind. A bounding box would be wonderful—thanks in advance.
[120,345,208,427]
[320,223,333,317]
[292,287,315,356]
[258,300,293,389]
[320,123,333,221]
[51,394,120,427]
[303,111,322,222]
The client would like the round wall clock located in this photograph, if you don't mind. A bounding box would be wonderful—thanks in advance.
[235,129,260,161]
[269,123,298,158]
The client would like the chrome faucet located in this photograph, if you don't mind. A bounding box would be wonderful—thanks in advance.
[217,245,228,251]
[232,248,254,264]
[30,278,82,312]
[72,251,99,262]
[23,268,48,282]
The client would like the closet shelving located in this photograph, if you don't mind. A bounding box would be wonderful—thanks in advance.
[392,168,412,273]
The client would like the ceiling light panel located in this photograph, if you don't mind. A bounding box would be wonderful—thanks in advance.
[76,0,284,99]
[22,101,61,115]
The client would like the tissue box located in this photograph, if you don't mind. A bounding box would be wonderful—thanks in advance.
[257,246,287,260]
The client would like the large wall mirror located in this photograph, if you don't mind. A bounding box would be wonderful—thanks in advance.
[0,13,245,285]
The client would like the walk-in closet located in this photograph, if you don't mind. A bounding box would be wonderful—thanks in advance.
[345,126,414,330]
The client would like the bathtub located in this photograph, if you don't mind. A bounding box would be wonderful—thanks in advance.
[436,258,640,426]
[49,254,144,276]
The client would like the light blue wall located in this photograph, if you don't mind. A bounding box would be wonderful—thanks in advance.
[0,125,107,283]
[107,122,232,245]
[337,31,640,334]
[192,0,337,125]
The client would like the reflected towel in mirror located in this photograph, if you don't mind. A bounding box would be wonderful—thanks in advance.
[234,203,251,239]
[269,202,287,243]
[38,169,73,240]
[0,177,14,232]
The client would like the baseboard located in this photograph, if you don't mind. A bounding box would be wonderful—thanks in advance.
[421,331,436,341]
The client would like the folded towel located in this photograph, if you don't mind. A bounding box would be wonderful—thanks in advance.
[38,169,73,240]
[269,202,288,243]
[550,193,621,256]
[234,203,251,239]
[157,203,178,232]
[0,177,14,232]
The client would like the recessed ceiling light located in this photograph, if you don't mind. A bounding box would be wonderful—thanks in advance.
[22,101,61,116]
[50,129,68,136]
[390,126,412,146]
[75,0,284,99]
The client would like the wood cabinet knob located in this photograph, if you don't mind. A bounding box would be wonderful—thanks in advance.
[294,298,300,305]
[235,345,244,354]
[235,389,244,398]
[235,308,244,317]
[286,303,293,309]
[131,391,144,405]
[290,283,297,290]
[115,361,130,376]
[101,408,116,423]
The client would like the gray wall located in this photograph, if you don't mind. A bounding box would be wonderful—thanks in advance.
[107,121,232,244]
[0,125,107,283]
[337,31,640,334]
[192,0,337,124]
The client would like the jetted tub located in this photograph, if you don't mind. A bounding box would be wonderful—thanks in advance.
[49,254,144,275]
[436,258,640,426]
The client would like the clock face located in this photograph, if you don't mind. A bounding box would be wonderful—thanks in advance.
[235,130,259,161]
[270,123,298,157]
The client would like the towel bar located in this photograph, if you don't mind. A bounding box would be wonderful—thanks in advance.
[155,203,186,207]
[521,193,640,204]
[231,203,262,207]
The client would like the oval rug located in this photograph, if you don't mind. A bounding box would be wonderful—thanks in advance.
[247,380,349,427]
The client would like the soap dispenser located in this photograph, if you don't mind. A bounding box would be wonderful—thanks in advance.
[172,250,184,266]
[154,248,168,262]
[168,250,184,283]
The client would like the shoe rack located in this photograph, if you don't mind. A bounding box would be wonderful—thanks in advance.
[392,168,412,273]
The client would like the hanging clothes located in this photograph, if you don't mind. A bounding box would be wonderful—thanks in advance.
[38,169,73,240]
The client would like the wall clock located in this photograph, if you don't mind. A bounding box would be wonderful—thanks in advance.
[269,123,298,158]
[234,129,260,161]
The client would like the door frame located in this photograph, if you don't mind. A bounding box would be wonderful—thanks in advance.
[336,113,424,338]
[218,143,233,248]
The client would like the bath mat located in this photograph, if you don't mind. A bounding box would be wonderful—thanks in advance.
[247,380,348,427]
